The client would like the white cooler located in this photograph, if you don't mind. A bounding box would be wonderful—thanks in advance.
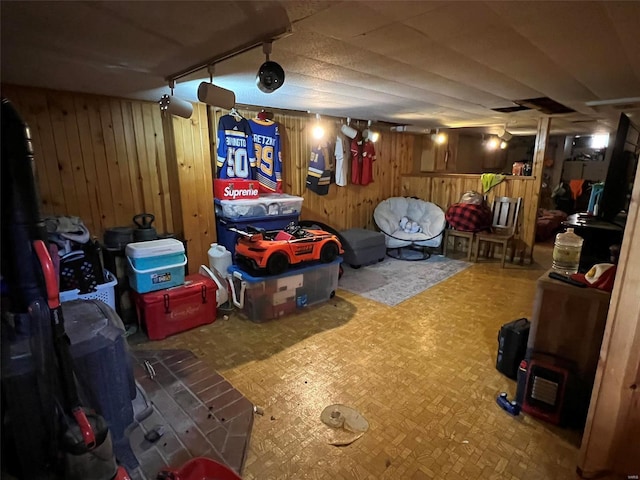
[125,239,187,293]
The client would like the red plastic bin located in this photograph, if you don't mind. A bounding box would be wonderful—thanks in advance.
[132,274,217,340]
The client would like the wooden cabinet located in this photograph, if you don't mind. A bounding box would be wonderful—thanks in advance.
[528,270,611,384]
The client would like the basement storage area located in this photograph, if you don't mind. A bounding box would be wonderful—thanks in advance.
[2,2,640,480]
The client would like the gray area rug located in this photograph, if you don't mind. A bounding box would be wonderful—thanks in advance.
[339,255,471,306]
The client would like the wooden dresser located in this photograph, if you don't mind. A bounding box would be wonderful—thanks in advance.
[528,270,611,385]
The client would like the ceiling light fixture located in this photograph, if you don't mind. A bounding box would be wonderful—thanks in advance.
[363,120,380,143]
[341,117,358,139]
[486,136,500,150]
[158,80,193,119]
[256,42,285,94]
[312,114,325,140]
[432,128,447,145]
[391,125,432,134]
[497,127,513,141]
[197,64,236,109]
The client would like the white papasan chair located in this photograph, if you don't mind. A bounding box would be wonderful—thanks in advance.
[373,197,446,260]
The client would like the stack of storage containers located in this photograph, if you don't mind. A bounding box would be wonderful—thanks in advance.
[214,190,304,260]
[213,180,341,323]
[126,239,217,340]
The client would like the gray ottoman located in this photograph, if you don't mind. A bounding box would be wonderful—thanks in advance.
[339,228,386,268]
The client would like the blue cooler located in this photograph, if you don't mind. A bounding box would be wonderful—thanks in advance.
[125,239,187,293]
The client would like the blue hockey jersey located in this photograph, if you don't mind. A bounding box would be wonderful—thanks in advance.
[249,118,282,192]
[306,143,333,196]
[216,114,256,179]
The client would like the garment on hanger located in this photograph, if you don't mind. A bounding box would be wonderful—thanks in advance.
[360,140,376,186]
[229,108,243,120]
[306,143,333,196]
[350,137,362,185]
[256,109,271,120]
[569,179,585,200]
[334,133,349,187]
[249,117,282,192]
[216,114,256,179]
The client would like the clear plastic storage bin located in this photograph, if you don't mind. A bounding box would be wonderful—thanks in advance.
[229,259,341,322]
[215,194,304,219]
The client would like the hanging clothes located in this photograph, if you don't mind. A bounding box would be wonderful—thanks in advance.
[350,138,362,185]
[360,140,376,186]
[569,179,585,200]
[216,114,256,179]
[249,118,282,192]
[306,143,333,196]
[481,173,506,193]
[334,133,349,187]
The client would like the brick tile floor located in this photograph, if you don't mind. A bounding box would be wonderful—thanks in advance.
[128,349,253,479]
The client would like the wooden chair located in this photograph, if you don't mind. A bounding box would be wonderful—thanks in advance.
[443,228,474,261]
[473,197,522,268]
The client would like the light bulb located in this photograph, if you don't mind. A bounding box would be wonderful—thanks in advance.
[370,131,380,143]
[500,141,508,149]
[312,124,325,140]
[435,132,447,145]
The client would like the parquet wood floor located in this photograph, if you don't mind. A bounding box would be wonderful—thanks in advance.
[135,245,583,479]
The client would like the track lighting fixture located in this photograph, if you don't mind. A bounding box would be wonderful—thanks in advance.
[158,80,193,119]
[391,125,432,134]
[256,42,285,94]
[432,129,447,145]
[363,120,380,143]
[197,64,236,109]
[312,114,325,140]
[486,136,500,150]
[500,141,508,150]
[341,117,358,139]
[497,127,513,142]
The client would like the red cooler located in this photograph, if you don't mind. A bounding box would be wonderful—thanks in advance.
[132,274,217,340]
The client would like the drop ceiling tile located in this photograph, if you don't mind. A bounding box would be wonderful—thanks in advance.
[488,1,640,100]
[293,2,396,39]
[403,1,505,42]
[604,2,640,81]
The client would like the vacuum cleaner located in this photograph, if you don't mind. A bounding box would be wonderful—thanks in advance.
[1,97,130,480]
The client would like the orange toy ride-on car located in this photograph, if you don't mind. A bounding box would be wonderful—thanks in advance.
[233,222,343,275]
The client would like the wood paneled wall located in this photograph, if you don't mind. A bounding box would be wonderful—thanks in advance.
[400,174,539,261]
[2,85,177,238]
[211,108,417,230]
[166,104,216,274]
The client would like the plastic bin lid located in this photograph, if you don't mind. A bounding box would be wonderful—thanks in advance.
[228,257,342,282]
[125,238,184,258]
[216,193,303,206]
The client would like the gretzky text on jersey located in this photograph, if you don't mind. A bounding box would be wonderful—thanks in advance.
[249,118,282,192]
[216,115,256,179]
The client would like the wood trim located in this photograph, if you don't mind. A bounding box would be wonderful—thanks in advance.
[401,173,537,180]
[527,117,550,262]
[578,158,640,477]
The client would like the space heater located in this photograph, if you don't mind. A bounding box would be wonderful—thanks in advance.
[521,357,574,425]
